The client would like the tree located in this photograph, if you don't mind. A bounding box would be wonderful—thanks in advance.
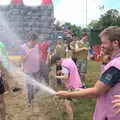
[88,20,101,29]
[62,23,82,38]
[88,9,120,30]
[71,24,81,38]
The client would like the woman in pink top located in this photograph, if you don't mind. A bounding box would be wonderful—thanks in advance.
[56,26,120,120]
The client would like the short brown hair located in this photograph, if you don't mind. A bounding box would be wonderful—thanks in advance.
[50,55,61,65]
[99,26,120,46]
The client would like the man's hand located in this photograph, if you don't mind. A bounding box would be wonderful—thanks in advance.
[112,95,120,114]
[56,91,70,99]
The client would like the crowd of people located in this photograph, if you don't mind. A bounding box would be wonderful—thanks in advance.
[56,26,120,120]
[0,26,120,120]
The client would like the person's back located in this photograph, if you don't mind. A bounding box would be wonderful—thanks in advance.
[62,58,82,89]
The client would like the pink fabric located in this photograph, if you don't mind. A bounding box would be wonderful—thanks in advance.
[42,0,53,4]
[93,55,120,120]
[12,0,53,4]
[21,44,40,73]
[62,59,82,89]
[12,0,23,3]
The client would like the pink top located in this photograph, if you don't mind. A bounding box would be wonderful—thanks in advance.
[62,58,82,89]
[12,0,23,3]
[21,44,40,73]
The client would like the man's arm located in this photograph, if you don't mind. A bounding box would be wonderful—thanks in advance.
[76,47,88,51]
[75,42,88,52]
[74,41,88,52]
[56,67,120,99]
[56,80,110,99]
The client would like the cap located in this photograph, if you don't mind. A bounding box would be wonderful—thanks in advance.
[58,36,62,39]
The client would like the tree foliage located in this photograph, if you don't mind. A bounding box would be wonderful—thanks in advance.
[88,9,120,30]
[61,22,82,38]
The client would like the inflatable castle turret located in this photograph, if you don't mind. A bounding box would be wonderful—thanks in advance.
[0,0,54,44]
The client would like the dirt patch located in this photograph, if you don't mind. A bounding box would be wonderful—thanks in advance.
[4,70,67,120]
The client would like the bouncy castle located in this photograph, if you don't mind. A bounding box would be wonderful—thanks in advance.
[0,0,54,45]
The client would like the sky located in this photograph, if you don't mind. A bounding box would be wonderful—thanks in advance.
[0,0,119,27]
[53,0,120,27]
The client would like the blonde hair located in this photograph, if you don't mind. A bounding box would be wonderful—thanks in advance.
[99,26,120,46]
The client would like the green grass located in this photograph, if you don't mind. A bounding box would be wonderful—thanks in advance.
[75,61,101,120]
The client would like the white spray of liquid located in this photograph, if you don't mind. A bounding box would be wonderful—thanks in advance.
[8,64,56,95]
[0,12,56,96]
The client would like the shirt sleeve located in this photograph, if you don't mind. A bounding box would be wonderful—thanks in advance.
[62,67,69,75]
[100,67,120,87]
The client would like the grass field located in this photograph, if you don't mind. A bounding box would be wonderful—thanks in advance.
[75,61,101,120]
[6,57,101,120]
